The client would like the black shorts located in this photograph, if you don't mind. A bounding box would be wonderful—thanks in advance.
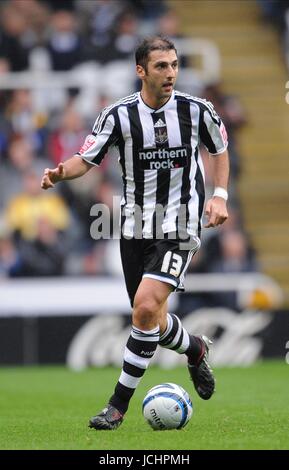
[120,235,200,307]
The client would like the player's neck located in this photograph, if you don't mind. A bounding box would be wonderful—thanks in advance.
[140,89,172,110]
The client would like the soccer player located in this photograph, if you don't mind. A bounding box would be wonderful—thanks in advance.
[41,37,229,430]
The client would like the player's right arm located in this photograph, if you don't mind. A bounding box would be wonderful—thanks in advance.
[41,157,91,190]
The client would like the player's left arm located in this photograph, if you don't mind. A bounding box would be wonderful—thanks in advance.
[204,149,229,228]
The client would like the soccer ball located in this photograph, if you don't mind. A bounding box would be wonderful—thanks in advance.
[142,383,193,430]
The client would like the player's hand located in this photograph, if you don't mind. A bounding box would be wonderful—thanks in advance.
[204,196,228,228]
[41,163,65,190]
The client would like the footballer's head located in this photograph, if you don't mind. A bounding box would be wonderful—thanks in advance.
[135,36,178,101]
[135,36,177,73]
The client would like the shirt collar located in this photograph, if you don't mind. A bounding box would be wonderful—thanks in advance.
[138,90,175,113]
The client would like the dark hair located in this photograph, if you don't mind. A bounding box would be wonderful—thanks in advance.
[135,36,177,71]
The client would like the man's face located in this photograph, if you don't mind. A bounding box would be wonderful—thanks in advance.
[137,49,178,101]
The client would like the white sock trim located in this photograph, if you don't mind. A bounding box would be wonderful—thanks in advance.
[159,313,173,341]
[119,371,142,389]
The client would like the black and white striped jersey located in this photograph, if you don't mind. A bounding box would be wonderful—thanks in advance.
[76,90,228,239]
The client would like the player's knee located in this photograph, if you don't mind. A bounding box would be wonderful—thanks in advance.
[133,297,160,330]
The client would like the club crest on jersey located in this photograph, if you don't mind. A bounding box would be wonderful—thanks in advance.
[154,118,168,145]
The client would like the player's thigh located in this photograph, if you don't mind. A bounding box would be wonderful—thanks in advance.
[134,277,172,310]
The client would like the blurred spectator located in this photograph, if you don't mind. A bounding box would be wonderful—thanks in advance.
[87,8,139,64]
[63,173,117,275]
[132,0,167,35]
[0,2,31,71]
[189,207,249,273]
[63,172,116,248]
[4,89,48,153]
[283,8,289,71]
[44,0,75,12]
[0,61,11,155]
[257,0,289,31]
[0,135,38,209]
[8,0,50,46]
[106,11,139,63]
[4,171,70,240]
[46,9,86,71]
[48,103,88,165]
[17,218,66,276]
[0,233,22,277]
[257,1,289,72]
[157,9,188,68]
[209,230,258,275]
[0,57,10,74]
[203,82,246,183]
[201,82,247,211]
[70,174,121,275]
[81,241,109,276]
[132,0,167,18]
[87,0,125,50]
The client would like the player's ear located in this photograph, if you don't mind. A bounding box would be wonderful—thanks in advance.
[136,64,146,79]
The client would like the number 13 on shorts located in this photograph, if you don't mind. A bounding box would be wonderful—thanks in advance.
[161,251,183,277]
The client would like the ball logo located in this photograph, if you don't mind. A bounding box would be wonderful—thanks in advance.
[150,409,166,429]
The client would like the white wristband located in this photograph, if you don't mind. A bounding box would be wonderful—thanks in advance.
[213,187,228,201]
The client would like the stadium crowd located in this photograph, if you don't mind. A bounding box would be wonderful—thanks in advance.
[257,0,289,71]
[0,0,258,309]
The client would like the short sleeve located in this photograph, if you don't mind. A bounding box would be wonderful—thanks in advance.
[199,102,228,155]
[75,111,118,166]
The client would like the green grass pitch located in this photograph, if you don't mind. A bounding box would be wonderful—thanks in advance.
[1,361,288,450]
